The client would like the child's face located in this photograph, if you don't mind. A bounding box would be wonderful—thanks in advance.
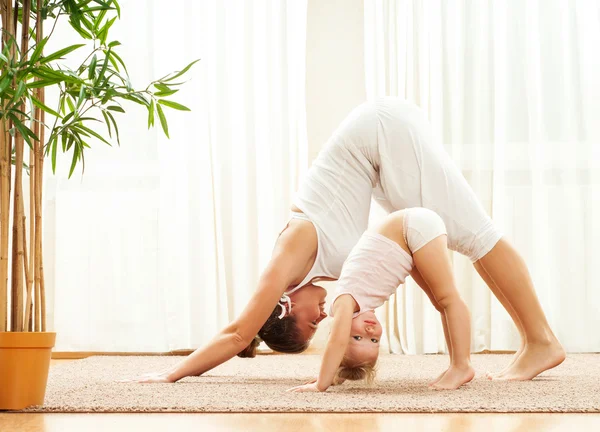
[346,311,383,366]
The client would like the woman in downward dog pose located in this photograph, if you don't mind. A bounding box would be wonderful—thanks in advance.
[289,208,474,392]
[131,98,563,384]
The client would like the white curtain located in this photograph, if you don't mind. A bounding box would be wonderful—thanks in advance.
[45,0,308,351]
[365,0,600,353]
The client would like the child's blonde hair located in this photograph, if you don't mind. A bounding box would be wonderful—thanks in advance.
[333,357,377,385]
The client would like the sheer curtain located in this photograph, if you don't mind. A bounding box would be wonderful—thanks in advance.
[46,0,308,351]
[365,0,600,353]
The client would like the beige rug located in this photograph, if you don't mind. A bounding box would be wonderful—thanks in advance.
[21,354,600,413]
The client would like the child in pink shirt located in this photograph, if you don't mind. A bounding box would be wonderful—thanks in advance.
[288,207,474,391]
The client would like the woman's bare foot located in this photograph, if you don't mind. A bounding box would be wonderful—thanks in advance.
[429,368,449,386]
[491,340,565,381]
[486,345,524,380]
[429,364,475,390]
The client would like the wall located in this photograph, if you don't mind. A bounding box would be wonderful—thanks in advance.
[306,0,366,162]
[305,0,366,347]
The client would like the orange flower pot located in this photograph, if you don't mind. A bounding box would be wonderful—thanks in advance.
[0,332,56,410]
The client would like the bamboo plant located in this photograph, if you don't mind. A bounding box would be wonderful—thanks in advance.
[0,0,196,333]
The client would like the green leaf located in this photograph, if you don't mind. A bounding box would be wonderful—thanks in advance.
[113,0,121,18]
[108,41,121,48]
[121,93,150,106]
[33,67,85,84]
[88,54,98,80]
[50,135,58,173]
[12,81,27,104]
[154,89,178,97]
[80,14,95,32]
[71,24,94,40]
[158,99,190,111]
[74,124,112,146]
[107,51,120,72]
[95,54,110,85]
[31,95,62,118]
[76,85,86,109]
[154,83,171,92]
[148,99,154,129]
[108,50,128,74]
[62,111,75,125]
[41,44,86,64]
[26,78,62,89]
[156,104,169,138]
[68,139,81,178]
[163,59,200,82]
[98,16,117,45]
[106,105,125,113]
[106,111,120,145]
[61,131,68,151]
[94,9,108,31]
[8,114,38,148]
[30,37,49,65]
[0,75,11,94]
[101,110,112,138]
[0,52,8,64]
[66,96,76,112]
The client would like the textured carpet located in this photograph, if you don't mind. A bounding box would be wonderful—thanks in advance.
[21,354,600,413]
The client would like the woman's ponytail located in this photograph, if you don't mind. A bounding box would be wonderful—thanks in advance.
[237,336,262,358]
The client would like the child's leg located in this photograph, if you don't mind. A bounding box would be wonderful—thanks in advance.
[413,235,474,390]
[375,208,473,389]
[410,267,453,385]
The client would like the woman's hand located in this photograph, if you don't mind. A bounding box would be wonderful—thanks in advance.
[286,381,324,392]
[118,370,176,383]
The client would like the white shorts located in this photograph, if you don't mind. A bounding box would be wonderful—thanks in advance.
[371,99,502,262]
[403,207,448,254]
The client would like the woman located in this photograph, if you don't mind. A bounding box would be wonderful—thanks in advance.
[133,98,564,383]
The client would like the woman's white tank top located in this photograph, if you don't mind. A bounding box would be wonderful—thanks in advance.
[286,102,381,294]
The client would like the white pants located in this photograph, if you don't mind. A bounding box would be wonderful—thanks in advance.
[372,99,502,262]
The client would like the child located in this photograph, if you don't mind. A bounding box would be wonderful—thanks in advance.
[287,207,475,392]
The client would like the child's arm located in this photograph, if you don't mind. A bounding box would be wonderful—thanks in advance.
[287,295,356,392]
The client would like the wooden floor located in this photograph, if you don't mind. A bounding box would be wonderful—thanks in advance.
[2,413,600,432]
[1,360,599,431]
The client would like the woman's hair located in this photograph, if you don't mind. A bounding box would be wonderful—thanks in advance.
[237,305,310,358]
[333,357,377,385]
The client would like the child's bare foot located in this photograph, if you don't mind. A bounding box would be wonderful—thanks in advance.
[486,345,524,380]
[429,369,448,386]
[491,340,565,381]
[429,364,474,390]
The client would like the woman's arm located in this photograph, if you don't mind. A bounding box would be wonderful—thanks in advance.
[131,220,317,383]
[288,295,356,392]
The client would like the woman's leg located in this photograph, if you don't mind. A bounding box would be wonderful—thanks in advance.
[410,267,453,385]
[475,238,565,380]
[472,260,524,378]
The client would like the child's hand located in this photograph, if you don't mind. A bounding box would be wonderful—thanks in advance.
[286,382,324,392]
[117,370,175,383]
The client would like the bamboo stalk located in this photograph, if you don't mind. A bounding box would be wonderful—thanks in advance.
[0,116,6,332]
[21,196,31,331]
[11,0,31,333]
[25,0,43,333]
[34,0,45,332]
[0,0,5,333]
[1,0,15,332]
[26,107,37,332]
[36,113,45,332]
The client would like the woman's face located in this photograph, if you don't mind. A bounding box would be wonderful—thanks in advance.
[289,284,328,342]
